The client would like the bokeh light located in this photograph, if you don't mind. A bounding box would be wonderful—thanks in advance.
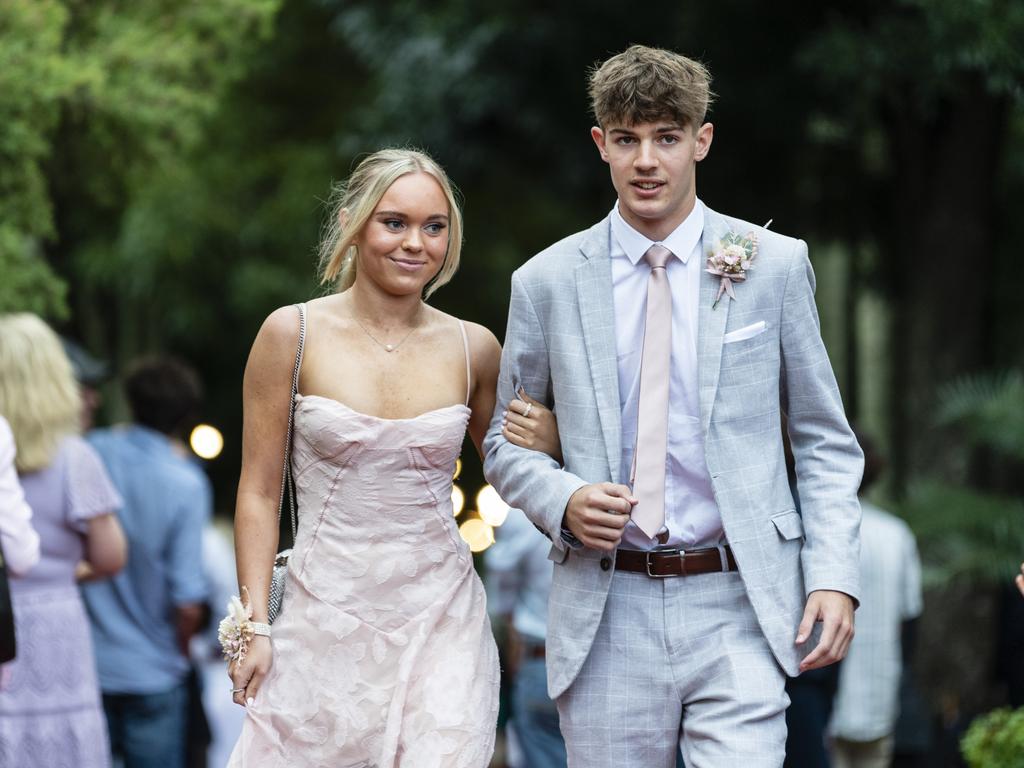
[453,457,462,480]
[452,485,465,517]
[458,518,495,552]
[476,484,508,527]
[190,424,223,460]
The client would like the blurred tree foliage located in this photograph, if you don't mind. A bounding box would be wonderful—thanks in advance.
[0,0,280,321]
[1,0,1022,502]
[797,0,1024,487]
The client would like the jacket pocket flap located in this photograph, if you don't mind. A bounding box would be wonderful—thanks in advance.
[771,509,804,540]
[548,543,569,564]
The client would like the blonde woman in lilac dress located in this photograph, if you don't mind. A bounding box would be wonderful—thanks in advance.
[0,313,127,768]
[227,149,503,767]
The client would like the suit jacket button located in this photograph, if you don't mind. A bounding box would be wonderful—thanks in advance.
[600,557,611,571]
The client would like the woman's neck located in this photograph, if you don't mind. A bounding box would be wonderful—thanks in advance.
[343,281,426,329]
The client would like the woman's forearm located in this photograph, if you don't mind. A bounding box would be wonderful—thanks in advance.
[233,490,280,622]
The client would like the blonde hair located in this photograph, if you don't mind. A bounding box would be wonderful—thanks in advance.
[318,148,463,298]
[0,313,82,472]
[588,45,715,130]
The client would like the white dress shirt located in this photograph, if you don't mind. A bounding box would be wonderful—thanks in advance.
[610,199,723,550]
[0,415,40,576]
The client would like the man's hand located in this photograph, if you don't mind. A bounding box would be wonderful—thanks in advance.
[564,483,636,551]
[796,589,855,672]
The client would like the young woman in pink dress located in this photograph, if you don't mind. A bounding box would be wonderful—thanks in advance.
[227,149,505,767]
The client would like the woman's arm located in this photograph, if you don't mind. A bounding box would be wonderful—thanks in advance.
[465,323,503,459]
[229,305,301,706]
[502,390,562,465]
[82,512,127,577]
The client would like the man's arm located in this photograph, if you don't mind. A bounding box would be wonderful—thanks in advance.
[780,240,863,669]
[169,470,212,655]
[483,271,589,550]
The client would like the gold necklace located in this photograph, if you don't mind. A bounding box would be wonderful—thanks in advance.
[353,316,418,353]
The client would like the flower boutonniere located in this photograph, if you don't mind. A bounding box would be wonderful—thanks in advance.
[707,231,759,309]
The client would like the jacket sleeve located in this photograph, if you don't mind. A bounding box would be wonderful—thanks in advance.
[780,241,863,603]
[483,271,587,553]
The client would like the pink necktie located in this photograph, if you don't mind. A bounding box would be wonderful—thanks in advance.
[631,244,673,540]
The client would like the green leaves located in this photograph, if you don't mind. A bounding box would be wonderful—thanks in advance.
[962,707,1024,768]
[0,0,281,319]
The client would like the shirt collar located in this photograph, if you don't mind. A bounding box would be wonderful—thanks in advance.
[611,198,705,266]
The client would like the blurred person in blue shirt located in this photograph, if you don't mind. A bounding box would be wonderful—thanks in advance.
[82,358,211,768]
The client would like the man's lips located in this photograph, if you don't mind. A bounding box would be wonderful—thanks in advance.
[630,179,666,198]
[631,179,665,190]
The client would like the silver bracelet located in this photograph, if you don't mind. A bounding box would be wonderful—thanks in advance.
[251,622,271,637]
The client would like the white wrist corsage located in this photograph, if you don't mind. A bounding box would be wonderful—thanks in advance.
[218,586,271,665]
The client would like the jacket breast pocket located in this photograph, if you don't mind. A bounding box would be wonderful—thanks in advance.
[771,509,804,541]
[723,320,767,344]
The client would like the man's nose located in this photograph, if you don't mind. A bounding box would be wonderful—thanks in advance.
[634,141,658,171]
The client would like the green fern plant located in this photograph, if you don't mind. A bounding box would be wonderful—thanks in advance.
[898,370,1024,588]
[937,371,1024,462]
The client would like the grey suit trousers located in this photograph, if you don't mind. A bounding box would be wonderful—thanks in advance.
[556,567,789,768]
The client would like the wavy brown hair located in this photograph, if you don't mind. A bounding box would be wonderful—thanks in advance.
[588,45,715,130]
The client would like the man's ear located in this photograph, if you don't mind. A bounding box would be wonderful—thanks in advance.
[591,126,610,162]
[694,122,714,162]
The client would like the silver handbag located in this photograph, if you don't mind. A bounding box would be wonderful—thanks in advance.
[267,303,306,624]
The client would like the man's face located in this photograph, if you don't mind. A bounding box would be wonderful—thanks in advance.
[591,119,713,241]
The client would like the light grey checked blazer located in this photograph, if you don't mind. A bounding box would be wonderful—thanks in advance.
[482,205,863,698]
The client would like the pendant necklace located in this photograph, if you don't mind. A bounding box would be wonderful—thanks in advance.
[354,316,418,353]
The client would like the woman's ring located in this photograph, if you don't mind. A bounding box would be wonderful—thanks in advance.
[522,403,533,418]
[231,687,245,694]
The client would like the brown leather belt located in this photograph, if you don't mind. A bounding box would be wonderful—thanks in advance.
[614,545,737,578]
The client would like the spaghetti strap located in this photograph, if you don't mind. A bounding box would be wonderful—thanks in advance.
[458,319,471,406]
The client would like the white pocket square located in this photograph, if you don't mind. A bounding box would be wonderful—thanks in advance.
[723,320,767,344]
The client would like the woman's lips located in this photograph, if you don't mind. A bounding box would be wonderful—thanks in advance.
[389,256,427,272]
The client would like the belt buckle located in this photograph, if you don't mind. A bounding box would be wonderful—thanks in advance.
[645,549,681,578]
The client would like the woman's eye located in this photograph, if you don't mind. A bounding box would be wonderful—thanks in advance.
[424,223,446,235]
[384,219,404,231]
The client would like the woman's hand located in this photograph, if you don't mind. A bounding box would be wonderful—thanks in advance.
[229,635,272,708]
[502,389,562,465]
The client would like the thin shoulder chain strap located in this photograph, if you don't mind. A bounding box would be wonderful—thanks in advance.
[277,303,306,542]
[458,319,471,406]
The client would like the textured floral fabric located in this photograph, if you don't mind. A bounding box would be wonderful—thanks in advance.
[0,436,122,768]
[228,395,499,768]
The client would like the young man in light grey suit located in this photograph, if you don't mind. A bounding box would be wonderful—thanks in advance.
[483,45,863,767]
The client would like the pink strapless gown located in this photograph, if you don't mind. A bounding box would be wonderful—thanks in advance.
[228,395,499,768]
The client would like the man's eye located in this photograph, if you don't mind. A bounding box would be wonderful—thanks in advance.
[659,135,679,144]
[616,137,636,145]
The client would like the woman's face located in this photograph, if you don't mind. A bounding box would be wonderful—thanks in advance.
[355,172,450,297]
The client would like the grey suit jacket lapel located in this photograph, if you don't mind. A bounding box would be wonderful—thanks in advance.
[575,217,622,482]
[697,205,733,434]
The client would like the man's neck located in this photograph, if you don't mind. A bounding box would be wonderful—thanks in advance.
[618,195,698,243]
